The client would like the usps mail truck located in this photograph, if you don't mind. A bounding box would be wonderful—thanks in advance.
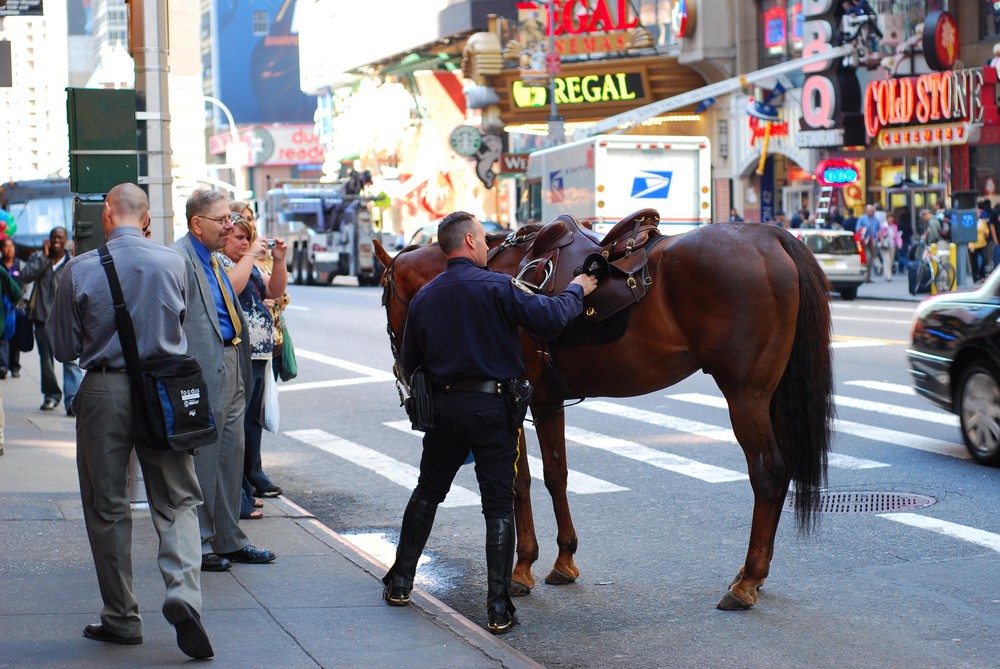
[522,135,712,235]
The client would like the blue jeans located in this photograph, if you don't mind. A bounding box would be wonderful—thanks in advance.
[35,321,82,409]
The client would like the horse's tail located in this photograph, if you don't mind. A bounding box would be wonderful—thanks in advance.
[772,233,834,532]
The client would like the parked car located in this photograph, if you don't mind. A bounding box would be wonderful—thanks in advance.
[795,228,867,300]
[407,219,510,247]
[908,269,1000,465]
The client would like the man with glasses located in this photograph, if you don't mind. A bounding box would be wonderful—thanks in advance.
[173,189,276,572]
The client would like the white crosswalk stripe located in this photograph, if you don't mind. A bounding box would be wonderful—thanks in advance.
[583,398,889,470]
[880,513,1000,553]
[533,424,747,483]
[384,421,629,494]
[285,428,480,507]
[663,392,967,460]
[288,378,970,500]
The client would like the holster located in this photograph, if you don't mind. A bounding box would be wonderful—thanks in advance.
[505,379,533,428]
[404,368,436,431]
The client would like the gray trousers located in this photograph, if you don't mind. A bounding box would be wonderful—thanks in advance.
[194,345,249,555]
[76,371,204,637]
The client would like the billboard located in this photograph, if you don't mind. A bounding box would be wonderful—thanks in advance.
[0,1,43,17]
[212,0,314,125]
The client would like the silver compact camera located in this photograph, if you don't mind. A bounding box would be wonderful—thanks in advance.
[266,239,276,248]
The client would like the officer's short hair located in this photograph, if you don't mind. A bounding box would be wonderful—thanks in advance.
[438,211,478,253]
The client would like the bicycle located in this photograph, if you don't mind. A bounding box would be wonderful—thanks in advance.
[914,240,955,294]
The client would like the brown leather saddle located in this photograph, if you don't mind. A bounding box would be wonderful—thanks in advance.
[515,208,664,324]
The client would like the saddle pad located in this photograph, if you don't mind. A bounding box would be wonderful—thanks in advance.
[549,305,633,347]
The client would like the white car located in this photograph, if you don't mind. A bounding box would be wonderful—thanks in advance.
[795,228,867,300]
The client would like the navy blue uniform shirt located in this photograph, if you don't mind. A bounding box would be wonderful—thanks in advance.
[401,257,584,384]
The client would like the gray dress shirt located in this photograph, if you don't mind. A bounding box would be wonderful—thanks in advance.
[49,227,189,369]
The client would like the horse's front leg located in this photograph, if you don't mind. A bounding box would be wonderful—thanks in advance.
[718,398,789,610]
[534,403,580,585]
[512,427,538,596]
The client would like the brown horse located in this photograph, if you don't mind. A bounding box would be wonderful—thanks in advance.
[372,218,833,610]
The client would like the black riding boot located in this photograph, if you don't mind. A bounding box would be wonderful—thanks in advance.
[485,513,518,634]
[382,491,437,606]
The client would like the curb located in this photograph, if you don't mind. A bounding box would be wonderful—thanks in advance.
[268,495,545,669]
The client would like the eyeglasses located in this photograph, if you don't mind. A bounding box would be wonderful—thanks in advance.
[197,214,234,225]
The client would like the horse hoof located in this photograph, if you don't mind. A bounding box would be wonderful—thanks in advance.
[544,568,578,585]
[716,589,755,611]
[509,580,533,598]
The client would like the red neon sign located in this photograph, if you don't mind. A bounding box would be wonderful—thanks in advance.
[863,68,985,137]
[519,0,638,37]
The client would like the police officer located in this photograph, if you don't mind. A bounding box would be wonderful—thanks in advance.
[382,211,597,634]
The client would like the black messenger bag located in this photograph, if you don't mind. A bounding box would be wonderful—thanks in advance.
[98,246,218,452]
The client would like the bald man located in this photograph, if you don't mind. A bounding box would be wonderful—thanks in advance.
[49,183,213,659]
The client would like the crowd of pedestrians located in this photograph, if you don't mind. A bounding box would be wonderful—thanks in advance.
[0,184,296,659]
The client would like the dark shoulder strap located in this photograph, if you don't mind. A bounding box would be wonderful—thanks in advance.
[97,245,143,384]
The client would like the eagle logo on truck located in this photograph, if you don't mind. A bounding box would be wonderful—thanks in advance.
[630,170,673,199]
[549,170,564,203]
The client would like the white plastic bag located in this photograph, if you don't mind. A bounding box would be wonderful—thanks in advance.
[262,359,280,433]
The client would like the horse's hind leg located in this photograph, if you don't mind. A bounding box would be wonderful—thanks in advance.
[512,428,538,596]
[533,402,580,586]
[718,392,789,610]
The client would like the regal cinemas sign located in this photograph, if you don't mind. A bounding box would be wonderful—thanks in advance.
[518,0,641,56]
[863,67,996,148]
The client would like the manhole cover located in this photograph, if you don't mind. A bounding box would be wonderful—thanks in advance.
[785,491,936,514]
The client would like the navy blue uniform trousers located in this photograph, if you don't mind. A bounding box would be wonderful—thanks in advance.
[415,391,517,520]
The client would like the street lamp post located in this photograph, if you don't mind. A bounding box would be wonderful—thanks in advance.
[204,95,248,198]
[535,0,563,144]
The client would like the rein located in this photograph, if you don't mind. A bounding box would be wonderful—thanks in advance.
[379,252,412,405]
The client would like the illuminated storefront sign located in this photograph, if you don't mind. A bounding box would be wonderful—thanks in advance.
[863,68,985,137]
[511,70,646,108]
[875,122,975,149]
[796,0,844,148]
[815,159,859,186]
[517,0,645,56]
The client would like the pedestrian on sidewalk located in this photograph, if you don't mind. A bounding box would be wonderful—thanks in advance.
[0,238,24,379]
[0,256,21,457]
[381,211,597,635]
[21,227,83,415]
[857,204,881,282]
[48,183,213,659]
[173,189,276,572]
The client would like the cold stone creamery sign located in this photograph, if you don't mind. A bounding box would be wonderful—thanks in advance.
[511,70,647,108]
[863,68,985,148]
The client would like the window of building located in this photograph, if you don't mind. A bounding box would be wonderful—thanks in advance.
[637,0,679,50]
[982,0,1000,39]
[252,11,269,36]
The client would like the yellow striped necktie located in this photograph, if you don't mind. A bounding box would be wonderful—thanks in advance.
[210,255,242,345]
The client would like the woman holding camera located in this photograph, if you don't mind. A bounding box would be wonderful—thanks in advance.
[217,203,288,519]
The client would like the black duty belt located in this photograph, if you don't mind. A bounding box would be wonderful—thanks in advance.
[434,379,504,395]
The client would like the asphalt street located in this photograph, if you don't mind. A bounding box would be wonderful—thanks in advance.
[249,274,1000,669]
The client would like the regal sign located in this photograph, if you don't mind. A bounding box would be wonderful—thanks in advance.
[863,68,985,137]
[511,71,646,108]
[516,0,645,57]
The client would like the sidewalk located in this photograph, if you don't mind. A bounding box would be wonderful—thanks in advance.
[0,359,541,668]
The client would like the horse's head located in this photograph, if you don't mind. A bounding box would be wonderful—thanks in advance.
[372,239,448,388]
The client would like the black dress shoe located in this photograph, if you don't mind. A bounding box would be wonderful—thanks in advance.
[200,553,232,572]
[163,598,214,659]
[219,545,276,564]
[83,623,143,645]
[40,398,58,411]
[253,485,282,498]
